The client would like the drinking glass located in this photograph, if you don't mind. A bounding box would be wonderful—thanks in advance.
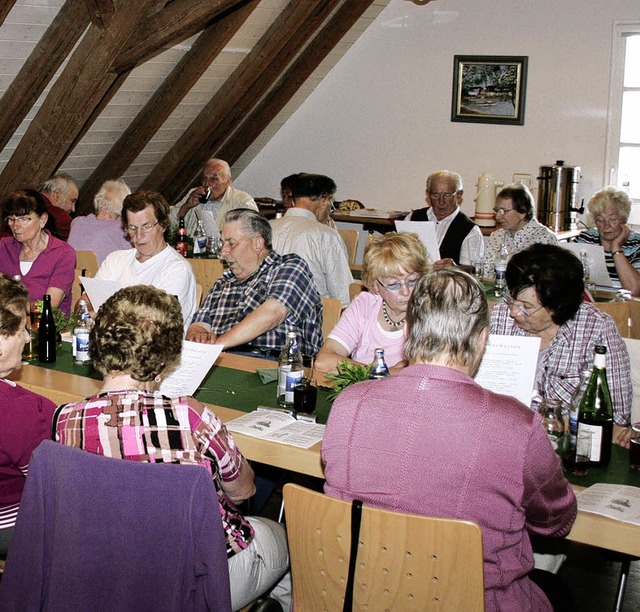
[207,237,222,258]
[472,260,484,281]
[630,423,640,470]
[538,399,565,455]
[564,429,592,476]
[293,377,317,420]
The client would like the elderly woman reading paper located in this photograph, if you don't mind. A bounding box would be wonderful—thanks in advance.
[322,269,577,612]
[52,285,290,611]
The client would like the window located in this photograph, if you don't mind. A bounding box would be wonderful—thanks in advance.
[606,23,640,202]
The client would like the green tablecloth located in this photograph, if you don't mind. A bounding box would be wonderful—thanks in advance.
[35,343,333,424]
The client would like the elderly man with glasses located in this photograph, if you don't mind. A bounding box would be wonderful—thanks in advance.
[407,170,484,269]
[270,173,352,309]
[89,191,197,332]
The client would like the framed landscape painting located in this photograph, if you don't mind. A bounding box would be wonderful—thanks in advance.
[451,55,528,125]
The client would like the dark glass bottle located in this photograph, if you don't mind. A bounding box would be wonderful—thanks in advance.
[175,217,188,257]
[369,348,390,379]
[577,345,614,466]
[37,294,56,363]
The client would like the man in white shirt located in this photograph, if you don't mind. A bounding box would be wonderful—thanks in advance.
[170,158,258,236]
[271,174,352,308]
[407,170,484,269]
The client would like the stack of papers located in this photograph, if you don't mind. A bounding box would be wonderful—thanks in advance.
[226,410,325,449]
[348,209,407,219]
[577,484,640,525]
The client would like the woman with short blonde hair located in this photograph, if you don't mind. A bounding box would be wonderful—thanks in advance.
[577,187,640,296]
[316,232,430,373]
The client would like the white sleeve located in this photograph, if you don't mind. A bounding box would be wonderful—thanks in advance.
[460,225,485,265]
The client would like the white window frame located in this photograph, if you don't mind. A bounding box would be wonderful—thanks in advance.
[604,21,640,204]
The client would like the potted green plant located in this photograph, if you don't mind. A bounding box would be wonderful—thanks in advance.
[325,359,372,401]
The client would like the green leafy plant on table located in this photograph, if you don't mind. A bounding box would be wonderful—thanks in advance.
[325,359,372,401]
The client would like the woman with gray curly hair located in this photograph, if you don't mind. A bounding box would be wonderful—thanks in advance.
[577,187,640,296]
[67,179,132,264]
[52,284,290,610]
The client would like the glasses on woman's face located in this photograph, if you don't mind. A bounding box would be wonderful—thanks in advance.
[502,294,544,318]
[594,215,622,227]
[6,215,37,226]
[125,221,160,236]
[493,207,515,215]
[377,276,420,293]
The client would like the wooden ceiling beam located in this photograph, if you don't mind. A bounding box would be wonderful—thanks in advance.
[0,1,18,27]
[78,0,260,212]
[0,0,89,155]
[83,0,116,28]
[218,0,379,168]
[0,0,160,196]
[113,0,246,72]
[143,0,339,201]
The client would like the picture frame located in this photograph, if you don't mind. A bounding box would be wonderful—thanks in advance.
[451,55,528,125]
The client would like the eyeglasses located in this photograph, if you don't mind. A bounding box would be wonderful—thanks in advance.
[376,276,420,292]
[6,215,36,226]
[428,192,457,202]
[502,295,544,318]
[493,207,515,215]
[594,215,622,226]
[125,221,159,235]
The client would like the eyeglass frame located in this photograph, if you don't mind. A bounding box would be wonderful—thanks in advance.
[125,220,160,235]
[493,207,516,215]
[376,276,420,293]
[502,294,544,318]
[428,191,458,202]
[6,214,38,226]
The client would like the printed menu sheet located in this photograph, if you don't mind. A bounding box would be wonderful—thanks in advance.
[560,243,613,289]
[160,341,223,398]
[394,220,441,263]
[577,484,640,525]
[226,410,325,449]
[474,334,541,407]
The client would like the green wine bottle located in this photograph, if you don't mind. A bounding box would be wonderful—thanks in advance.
[577,345,614,466]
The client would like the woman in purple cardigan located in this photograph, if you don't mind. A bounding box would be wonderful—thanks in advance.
[322,269,577,612]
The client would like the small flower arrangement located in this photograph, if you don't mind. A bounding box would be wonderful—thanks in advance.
[325,359,372,401]
[33,301,72,333]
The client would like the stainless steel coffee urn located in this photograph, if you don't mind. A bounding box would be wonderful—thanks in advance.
[537,160,581,232]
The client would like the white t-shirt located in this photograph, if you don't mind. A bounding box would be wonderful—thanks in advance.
[95,246,197,331]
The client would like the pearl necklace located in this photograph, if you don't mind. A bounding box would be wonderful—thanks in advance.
[382,301,405,328]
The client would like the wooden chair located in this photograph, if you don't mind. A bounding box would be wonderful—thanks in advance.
[321,297,341,340]
[74,250,99,277]
[189,258,225,297]
[349,280,366,301]
[337,228,359,265]
[195,283,203,308]
[282,483,485,611]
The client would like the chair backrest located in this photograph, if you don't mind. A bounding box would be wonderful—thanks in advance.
[0,441,232,611]
[623,337,640,422]
[189,258,225,297]
[337,228,359,265]
[595,300,632,338]
[321,297,341,340]
[72,265,93,306]
[74,250,99,276]
[282,483,485,611]
[195,283,203,308]
[349,280,366,301]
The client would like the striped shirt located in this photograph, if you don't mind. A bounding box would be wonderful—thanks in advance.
[490,301,631,424]
[576,229,640,288]
[52,391,254,557]
[192,251,323,355]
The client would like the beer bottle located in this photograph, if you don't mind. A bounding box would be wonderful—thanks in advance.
[175,217,188,257]
[369,348,390,379]
[277,332,304,408]
[577,345,614,466]
[37,294,56,363]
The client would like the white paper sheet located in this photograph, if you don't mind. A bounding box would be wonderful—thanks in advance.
[474,334,541,407]
[79,276,122,312]
[560,243,614,288]
[159,341,223,398]
[577,484,640,525]
[226,409,325,449]
[394,219,441,262]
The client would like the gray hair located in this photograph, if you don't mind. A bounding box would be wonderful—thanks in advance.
[204,158,232,180]
[94,179,131,216]
[42,172,77,195]
[224,208,272,249]
[426,170,463,192]
[587,187,632,225]
[405,269,488,368]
